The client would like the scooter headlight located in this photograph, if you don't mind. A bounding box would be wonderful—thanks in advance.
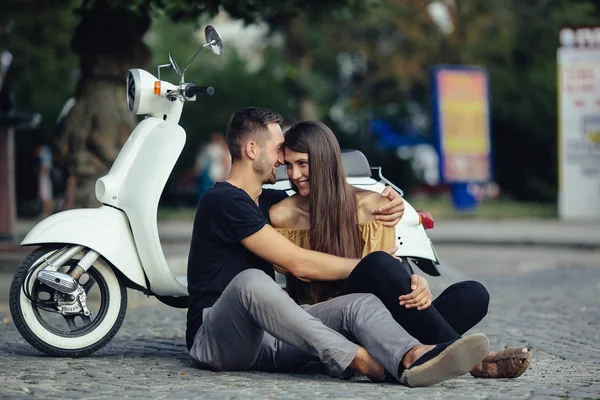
[126,70,138,113]
[125,68,164,115]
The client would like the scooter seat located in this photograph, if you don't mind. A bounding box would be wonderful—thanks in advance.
[276,149,372,182]
[341,149,372,178]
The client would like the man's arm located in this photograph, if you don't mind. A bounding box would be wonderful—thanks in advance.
[372,186,405,226]
[241,225,358,281]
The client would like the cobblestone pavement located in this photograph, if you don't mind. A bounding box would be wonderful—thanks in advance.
[0,244,599,399]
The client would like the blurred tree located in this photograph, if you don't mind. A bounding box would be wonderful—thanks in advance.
[53,0,153,207]
[3,0,598,205]
[0,1,79,214]
[2,0,357,208]
[484,0,597,201]
[50,0,365,207]
[0,1,79,137]
[304,0,599,201]
[153,0,369,121]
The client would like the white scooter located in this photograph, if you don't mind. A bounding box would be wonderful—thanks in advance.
[9,25,439,358]
[9,26,223,357]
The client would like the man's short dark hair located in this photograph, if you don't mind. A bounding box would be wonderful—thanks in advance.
[226,107,283,161]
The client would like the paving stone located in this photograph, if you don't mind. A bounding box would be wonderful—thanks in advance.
[1,252,599,399]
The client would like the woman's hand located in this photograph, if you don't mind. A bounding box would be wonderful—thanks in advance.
[372,186,405,227]
[399,274,432,311]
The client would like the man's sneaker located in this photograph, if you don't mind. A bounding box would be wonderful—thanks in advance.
[400,333,489,387]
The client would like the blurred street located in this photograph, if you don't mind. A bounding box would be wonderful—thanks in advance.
[0,219,599,399]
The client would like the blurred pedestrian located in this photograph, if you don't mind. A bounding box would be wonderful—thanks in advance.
[37,145,54,216]
[195,132,230,201]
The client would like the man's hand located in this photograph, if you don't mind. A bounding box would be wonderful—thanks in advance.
[399,274,432,311]
[372,186,405,227]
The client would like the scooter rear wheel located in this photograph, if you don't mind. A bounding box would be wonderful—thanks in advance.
[9,245,127,357]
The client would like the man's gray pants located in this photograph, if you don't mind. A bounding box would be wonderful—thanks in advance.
[189,269,420,380]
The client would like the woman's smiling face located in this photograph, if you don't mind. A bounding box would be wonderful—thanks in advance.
[284,147,310,196]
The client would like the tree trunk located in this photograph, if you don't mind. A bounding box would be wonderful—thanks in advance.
[0,124,16,239]
[56,3,151,208]
[282,15,319,121]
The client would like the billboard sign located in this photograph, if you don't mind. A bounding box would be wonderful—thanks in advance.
[432,66,492,183]
[558,26,600,219]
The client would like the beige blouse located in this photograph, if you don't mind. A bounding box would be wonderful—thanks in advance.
[276,220,396,305]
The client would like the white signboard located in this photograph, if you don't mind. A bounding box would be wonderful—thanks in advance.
[558,27,600,220]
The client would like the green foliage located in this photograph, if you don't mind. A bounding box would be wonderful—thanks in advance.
[306,0,600,201]
[408,196,557,219]
[486,0,598,201]
[0,1,79,139]
[3,0,599,206]
[99,0,366,26]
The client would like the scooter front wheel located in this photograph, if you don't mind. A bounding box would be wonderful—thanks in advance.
[9,245,127,357]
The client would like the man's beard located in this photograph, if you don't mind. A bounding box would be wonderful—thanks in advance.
[264,170,277,184]
[254,154,276,184]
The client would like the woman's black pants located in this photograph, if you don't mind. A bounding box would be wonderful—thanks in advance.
[339,251,490,345]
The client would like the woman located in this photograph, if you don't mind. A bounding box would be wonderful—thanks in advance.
[269,121,531,379]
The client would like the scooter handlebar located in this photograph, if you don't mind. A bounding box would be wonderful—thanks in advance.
[184,85,214,97]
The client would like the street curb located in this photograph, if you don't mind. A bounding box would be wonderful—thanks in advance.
[430,238,600,251]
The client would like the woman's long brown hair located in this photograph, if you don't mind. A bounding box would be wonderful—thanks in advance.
[284,121,362,302]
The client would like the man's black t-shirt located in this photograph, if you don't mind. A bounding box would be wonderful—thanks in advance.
[186,182,288,349]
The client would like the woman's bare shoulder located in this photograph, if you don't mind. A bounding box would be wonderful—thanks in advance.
[356,190,390,223]
[269,195,304,229]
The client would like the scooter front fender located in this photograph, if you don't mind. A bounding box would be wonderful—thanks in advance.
[21,206,147,289]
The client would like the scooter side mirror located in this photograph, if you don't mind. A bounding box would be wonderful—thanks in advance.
[168,52,181,76]
[204,25,223,55]
[181,25,224,75]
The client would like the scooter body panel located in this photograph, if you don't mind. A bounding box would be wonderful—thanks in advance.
[347,178,439,263]
[96,116,189,296]
[20,206,148,288]
[95,117,162,206]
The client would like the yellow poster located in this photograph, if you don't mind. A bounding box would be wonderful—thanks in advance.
[436,69,491,182]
